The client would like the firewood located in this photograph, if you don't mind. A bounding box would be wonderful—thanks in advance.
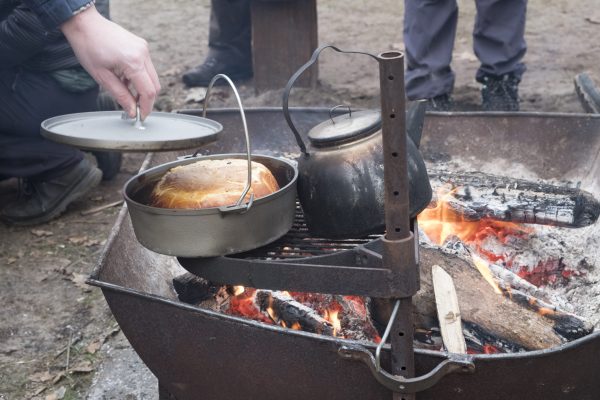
[254,290,334,335]
[372,247,569,351]
[428,170,600,228]
[172,273,216,304]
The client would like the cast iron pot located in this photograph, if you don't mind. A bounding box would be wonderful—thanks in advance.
[283,45,432,238]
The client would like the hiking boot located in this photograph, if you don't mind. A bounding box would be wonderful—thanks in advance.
[480,73,520,111]
[182,56,253,87]
[426,93,453,111]
[0,158,102,226]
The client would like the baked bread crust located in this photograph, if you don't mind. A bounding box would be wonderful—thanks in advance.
[150,159,280,209]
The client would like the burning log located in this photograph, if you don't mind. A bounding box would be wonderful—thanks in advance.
[373,246,584,350]
[428,171,600,228]
[254,290,334,335]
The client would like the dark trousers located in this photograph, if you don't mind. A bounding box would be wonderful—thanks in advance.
[404,0,527,100]
[0,69,98,181]
[207,0,252,64]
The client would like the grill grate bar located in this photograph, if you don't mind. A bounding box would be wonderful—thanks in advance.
[229,202,380,260]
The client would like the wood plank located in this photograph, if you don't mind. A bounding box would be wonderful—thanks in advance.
[432,265,467,354]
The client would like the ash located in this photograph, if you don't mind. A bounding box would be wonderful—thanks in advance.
[425,157,600,328]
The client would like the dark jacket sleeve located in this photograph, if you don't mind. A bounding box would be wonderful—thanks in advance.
[21,0,93,29]
[0,4,61,67]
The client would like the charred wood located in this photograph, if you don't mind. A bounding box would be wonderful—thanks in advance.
[428,171,600,228]
[172,273,216,304]
[254,290,334,335]
[497,285,594,341]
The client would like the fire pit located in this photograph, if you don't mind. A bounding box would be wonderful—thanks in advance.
[89,107,600,400]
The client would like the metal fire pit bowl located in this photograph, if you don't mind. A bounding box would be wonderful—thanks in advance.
[89,108,600,400]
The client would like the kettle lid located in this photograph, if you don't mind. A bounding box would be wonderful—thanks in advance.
[308,109,381,146]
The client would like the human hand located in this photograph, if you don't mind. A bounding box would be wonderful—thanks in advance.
[60,6,160,119]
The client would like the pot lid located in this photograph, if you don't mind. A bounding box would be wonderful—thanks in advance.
[307,109,381,146]
[41,110,222,152]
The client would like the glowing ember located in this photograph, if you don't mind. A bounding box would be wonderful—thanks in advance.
[225,287,380,342]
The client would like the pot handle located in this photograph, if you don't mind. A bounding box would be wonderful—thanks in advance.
[282,45,377,156]
[203,74,254,213]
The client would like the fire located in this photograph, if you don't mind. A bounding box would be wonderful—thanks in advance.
[418,186,534,293]
[471,254,502,294]
[418,186,532,247]
[324,309,342,336]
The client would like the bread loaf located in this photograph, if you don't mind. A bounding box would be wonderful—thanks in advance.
[150,159,280,209]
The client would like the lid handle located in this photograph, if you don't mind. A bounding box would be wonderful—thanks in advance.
[203,74,255,213]
[121,105,145,130]
[329,105,352,124]
[282,45,377,157]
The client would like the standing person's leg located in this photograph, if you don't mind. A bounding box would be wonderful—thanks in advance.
[473,0,527,110]
[183,0,252,87]
[0,69,102,225]
[404,0,458,109]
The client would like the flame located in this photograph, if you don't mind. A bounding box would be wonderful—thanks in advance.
[471,254,502,294]
[418,187,480,245]
[418,186,532,246]
[232,285,245,296]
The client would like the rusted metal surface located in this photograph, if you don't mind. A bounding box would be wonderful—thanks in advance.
[90,108,600,400]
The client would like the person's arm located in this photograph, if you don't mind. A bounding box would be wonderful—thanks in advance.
[0,4,59,67]
[21,0,93,29]
[22,0,160,119]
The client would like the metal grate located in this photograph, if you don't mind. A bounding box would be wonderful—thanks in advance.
[229,203,381,260]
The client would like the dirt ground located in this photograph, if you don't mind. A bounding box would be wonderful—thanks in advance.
[1,0,599,398]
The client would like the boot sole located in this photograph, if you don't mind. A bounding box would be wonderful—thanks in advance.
[2,167,103,226]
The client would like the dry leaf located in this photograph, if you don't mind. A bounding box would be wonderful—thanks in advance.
[184,87,207,104]
[90,195,104,202]
[29,371,53,383]
[456,50,478,62]
[31,229,53,237]
[46,386,66,400]
[6,257,17,265]
[86,339,103,354]
[83,238,101,247]
[161,66,181,77]
[585,16,600,25]
[69,360,94,373]
[70,273,90,292]
[68,236,88,245]
[52,371,65,384]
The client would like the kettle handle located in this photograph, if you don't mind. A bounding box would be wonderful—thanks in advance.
[282,45,378,157]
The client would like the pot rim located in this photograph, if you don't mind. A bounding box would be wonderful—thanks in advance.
[123,153,299,216]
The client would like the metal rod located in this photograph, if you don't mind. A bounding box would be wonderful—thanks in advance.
[377,51,416,400]
[378,51,410,241]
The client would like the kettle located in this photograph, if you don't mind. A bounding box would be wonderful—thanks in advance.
[282,46,432,238]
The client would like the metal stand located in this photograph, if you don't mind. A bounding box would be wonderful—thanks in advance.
[178,48,474,399]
